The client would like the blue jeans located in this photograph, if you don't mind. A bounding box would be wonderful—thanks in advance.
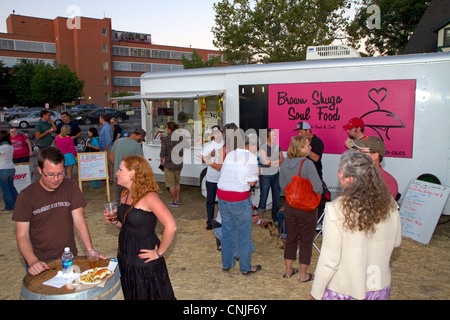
[206,181,218,227]
[277,210,287,239]
[0,168,18,210]
[214,224,255,259]
[258,173,280,221]
[218,197,254,272]
[13,157,29,163]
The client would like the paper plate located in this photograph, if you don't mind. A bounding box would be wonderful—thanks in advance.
[79,268,109,285]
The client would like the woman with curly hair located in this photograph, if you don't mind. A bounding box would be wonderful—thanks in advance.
[310,150,401,300]
[104,155,177,300]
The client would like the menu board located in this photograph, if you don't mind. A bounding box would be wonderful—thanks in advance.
[77,152,110,201]
[399,179,450,244]
[79,152,107,180]
[205,111,219,130]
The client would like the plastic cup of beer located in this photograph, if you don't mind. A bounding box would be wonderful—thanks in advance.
[87,250,99,269]
[104,201,118,223]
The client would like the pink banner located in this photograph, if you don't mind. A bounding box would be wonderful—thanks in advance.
[268,80,416,158]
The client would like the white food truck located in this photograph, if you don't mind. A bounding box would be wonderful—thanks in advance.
[117,50,450,214]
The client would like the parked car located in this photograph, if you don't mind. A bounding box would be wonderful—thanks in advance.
[74,108,129,125]
[65,103,100,115]
[9,110,63,129]
[1,107,31,120]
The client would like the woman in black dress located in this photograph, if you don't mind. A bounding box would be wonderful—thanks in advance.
[105,155,177,300]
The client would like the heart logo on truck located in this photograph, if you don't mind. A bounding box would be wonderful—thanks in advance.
[360,87,405,141]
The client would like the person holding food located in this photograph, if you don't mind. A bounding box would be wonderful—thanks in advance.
[12,147,105,276]
[105,154,177,300]
[310,150,401,300]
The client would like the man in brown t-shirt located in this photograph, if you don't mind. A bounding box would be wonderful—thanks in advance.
[12,147,104,275]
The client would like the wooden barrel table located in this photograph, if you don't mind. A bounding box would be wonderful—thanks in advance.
[21,256,124,300]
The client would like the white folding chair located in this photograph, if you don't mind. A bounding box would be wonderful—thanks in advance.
[313,212,325,253]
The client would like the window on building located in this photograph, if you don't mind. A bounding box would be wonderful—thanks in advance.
[171,51,192,60]
[113,61,146,72]
[113,77,140,87]
[102,44,108,53]
[131,63,146,72]
[151,49,171,59]
[105,92,110,101]
[131,78,140,86]
[444,28,450,46]
[44,43,56,53]
[151,64,172,72]
[130,48,151,58]
[113,61,130,71]
[103,61,109,70]
[112,46,130,56]
[0,39,14,50]
[143,63,184,73]
[208,54,224,62]
[0,56,54,67]
[104,77,110,85]
[102,28,107,37]
[172,65,184,71]
[112,46,200,61]
[1,39,56,53]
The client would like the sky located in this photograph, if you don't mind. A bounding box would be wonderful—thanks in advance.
[0,0,219,50]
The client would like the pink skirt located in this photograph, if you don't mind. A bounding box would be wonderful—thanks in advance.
[322,285,391,300]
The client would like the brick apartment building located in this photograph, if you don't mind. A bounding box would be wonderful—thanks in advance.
[0,14,225,107]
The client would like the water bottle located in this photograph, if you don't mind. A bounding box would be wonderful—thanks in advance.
[62,247,73,277]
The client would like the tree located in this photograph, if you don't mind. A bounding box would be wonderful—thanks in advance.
[30,62,55,105]
[51,63,84,106]
[112,91,135,106]
[182,50,205,69]
[181,49,224,69]
[212,0,350,64]
[346,0,430,56]
[10,60,36,106]
[0,61,13,106]
[10,60,84,107]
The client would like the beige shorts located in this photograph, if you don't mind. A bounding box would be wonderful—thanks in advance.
[164,168,181,187]
[107,149,112,165]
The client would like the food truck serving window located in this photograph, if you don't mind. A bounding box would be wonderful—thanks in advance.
[147,96,223,146]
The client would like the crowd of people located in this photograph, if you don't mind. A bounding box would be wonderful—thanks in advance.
[5,111,401,300]
[199,118,401,300]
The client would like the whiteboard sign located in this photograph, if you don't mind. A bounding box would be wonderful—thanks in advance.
[399,179,450,244]
[77,152,110,201]
[79,152,107,180]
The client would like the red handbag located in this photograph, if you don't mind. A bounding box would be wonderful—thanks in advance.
[285,159,321,212]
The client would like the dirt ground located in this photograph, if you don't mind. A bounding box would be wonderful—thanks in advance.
[0,164,449,300]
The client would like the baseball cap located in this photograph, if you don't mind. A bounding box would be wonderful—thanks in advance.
[351,136,386,157]
[293,122,312,131]
[343,117,364,130]
[133,128,146,141]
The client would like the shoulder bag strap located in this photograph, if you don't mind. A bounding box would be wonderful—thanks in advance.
[298,159,306,176]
